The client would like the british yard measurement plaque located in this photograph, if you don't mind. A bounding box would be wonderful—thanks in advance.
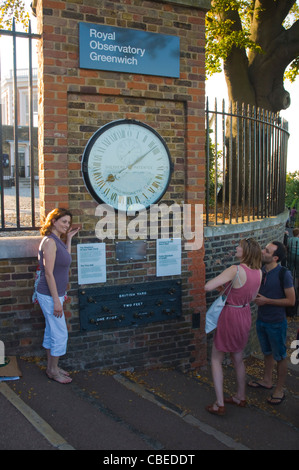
[79,280,182,331]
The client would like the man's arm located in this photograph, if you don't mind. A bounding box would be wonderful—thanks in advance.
[255,287,295,307]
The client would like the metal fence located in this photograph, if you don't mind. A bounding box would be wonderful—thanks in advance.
[287,237,299,279]
[0,19,40,231]
[0,20,290,232]
[205,98,289,226]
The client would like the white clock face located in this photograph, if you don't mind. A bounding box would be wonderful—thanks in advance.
[82,120,172,211]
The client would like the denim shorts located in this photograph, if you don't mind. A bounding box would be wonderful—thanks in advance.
[256,319,287,361]
[37,292,68,357]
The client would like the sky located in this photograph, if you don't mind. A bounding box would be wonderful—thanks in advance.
[4,0,299,174]
[281,80,299,173]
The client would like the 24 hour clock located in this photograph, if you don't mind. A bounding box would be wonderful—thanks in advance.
[81,119,173,211]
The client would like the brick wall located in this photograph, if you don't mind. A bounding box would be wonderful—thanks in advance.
[36,0,208,218]
[0,212,288,368]
[0,0,289,372]
[0,241,41,356]
[5,0,209,371]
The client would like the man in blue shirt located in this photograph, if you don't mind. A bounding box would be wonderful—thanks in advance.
[248,241,295,405]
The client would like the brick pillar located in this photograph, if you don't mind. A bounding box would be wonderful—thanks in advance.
[35,0,210,371]
[36,0,71,218]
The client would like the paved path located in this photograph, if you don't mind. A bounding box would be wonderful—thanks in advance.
[0,355,298,453]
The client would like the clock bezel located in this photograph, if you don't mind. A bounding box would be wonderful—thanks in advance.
[81,119,173,211]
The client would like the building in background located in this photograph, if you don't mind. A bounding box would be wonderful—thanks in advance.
[1,68,38,181]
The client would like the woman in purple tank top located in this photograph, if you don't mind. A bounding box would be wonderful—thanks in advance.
[36,208,80,384]
[204,238,262,416]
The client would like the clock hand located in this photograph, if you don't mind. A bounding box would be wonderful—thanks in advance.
[105,145,140,182]
[122,146,139,159]
[106,174,116,182]
[106,147,158,182]
[106,167,128,182]
[128,147,158,169]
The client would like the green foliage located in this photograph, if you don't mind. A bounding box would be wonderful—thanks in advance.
[285,57,299,83]
[0,0,30,30]
[206,0,299,82]
[206,130,223,207]
[205,0,262,76]
[283,3,299,82]
[285,171,299,209]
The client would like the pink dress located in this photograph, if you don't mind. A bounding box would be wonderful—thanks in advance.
[214,264,261,353]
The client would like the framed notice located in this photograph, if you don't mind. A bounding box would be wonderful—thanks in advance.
[156,239,181,277]
[77,243,106,285]
[79,23,180,78]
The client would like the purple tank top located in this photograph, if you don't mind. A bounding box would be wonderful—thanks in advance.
[37,233,72,297]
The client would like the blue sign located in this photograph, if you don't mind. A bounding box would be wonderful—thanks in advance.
[79,23,180,78]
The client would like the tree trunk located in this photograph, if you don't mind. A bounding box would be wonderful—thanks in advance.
[221,0,297,113]
[217,3,295,204]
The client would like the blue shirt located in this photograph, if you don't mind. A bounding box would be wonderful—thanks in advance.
[258,265,293,323]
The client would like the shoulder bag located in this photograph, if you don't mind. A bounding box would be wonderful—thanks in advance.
[205,267,239,334]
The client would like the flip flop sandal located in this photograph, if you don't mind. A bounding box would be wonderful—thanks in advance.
[267,394,285,405]
[247,381,273,390]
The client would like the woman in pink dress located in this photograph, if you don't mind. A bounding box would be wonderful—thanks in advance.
[205,238,262,415]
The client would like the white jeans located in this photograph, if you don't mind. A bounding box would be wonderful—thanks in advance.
[37,292,68,357]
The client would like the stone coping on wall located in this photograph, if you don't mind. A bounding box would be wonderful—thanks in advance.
[0,235,41,260]
[157,0,211,10]
[31,0,211,12]
[204,209,289,239]
[0,210,289,259]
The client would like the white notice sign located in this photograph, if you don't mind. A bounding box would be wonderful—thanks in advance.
[77,243,106,285]
[156,239,181,277]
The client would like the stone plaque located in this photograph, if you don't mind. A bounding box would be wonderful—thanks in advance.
[115,241,147,262]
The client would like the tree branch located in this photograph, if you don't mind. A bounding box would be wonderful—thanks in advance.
[287,17,299,43]
[269,20,299,68]
[258,0,295,24]
[250,0,296,48]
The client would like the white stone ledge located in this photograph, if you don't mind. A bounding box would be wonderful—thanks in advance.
[160,0,211,9]
[0,211,288,259]
[0,236,41,260]
[204,210,289,238]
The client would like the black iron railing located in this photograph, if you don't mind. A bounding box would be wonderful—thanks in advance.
[0,22,290,232]
[287,237,299,279]
[205,98,289,226]
[0,19,40,231]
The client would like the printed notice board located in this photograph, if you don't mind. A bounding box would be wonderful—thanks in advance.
[77,243,106,285]
[79,23,180,78]
[156,238,182,277]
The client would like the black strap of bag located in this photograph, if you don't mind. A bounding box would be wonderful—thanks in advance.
[279,266,298,317]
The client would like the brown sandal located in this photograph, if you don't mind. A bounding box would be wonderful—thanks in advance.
[224,396,247,407]
[205,403,226,416]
